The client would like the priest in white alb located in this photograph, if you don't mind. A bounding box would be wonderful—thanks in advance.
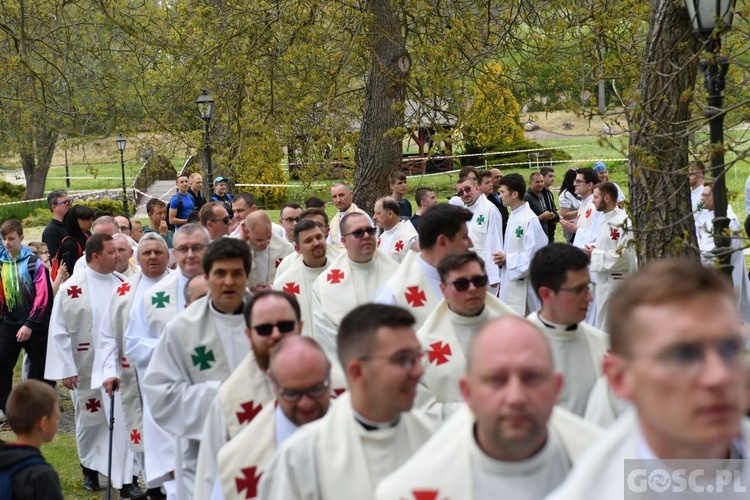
[375,203,473,329]
[311,213,398,363]
[373,196,418,263]
[272,220,331,337]
[547,259,750,500]
[494,173,548,316]
[259,304,435,500]
[45,234,138,493]
[275,208,340,277]
[92,233,172,496]
[527,243,609,417]
[583,182,636,330]
[245,211,294,294]
[215,336,334,500]
[416,251,517,422]
[326,182,370,249]
[377,316,603,500]
[142,238,253,497]
[193,291,301,500]
[456,176,503,294]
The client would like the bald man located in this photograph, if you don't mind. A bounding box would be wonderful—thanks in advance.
[377,316,602,500]
[327,182,369,249]
[244,211,294,294]
[216,336,335,499]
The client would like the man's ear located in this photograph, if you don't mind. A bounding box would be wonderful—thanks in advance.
[603,352,634,402]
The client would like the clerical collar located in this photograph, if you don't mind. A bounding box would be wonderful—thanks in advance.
[537,314,577,332]
[352,410,400,432]
[209,299,244,316]
[303,259,327,269]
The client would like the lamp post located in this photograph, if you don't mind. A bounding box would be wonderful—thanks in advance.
[61,132,70,188]
[685,0,735,276]
[115,134,129,217]
[195,89,215,192]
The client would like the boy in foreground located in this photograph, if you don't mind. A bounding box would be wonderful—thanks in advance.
[0,380,63,499]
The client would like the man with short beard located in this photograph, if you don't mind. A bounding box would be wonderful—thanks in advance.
[377,316,602,500]
[273,220,331,337]
[216,337,336,499]
[193,292,337,500]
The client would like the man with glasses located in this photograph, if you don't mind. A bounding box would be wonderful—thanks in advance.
[559,167,599,248]
[42,189,71,259]
[244,211,294,294]
[193,291,313,499]
[199,202,231,242]
[548,259,750,499]
[260,303,434,499]
[528,243,609,417]
[377,316,602,500]
[216,335,336,499]
[373,196,418,263]
[279,202,303,245]
[144,238,252,497]
[494,173,548,316]
[417,251,517,422]
[311,212,399,364]
[456,176,504,295]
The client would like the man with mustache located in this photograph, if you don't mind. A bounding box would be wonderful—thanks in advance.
[259,304,434,500]
[377,316,602,500]
[272,220,331,338]
[548,259,750,499]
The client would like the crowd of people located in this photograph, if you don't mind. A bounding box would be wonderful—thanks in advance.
[0,163,747,500]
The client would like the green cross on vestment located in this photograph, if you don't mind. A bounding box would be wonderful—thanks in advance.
[476,214,485,226]
[152,291,170,308]
[191,346,215,371]
[515,225,524,237]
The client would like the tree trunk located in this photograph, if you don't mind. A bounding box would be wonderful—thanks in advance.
[627,0,701,263]
[354,0,409,213]
[21,126,57,200]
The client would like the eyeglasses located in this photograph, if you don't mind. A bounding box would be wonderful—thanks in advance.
[119,225,131,232]
[54,199,72,206]
[174,244,207,254]
[458,187,474,195]
[446,274,489,292]
[269,372,330,402]
[558,282,595,296]
[573,179,585,185]
[252,320,297,336]
[343,227,377,239]
[628,337,749,377]
[360,348,425,371]
[281,217,300,223]
[210,216,231,224]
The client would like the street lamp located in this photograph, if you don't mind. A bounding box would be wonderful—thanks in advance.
[61,132,70,188]
[196,89,215,191]
[115,133,129,217]
[685,0,735,276]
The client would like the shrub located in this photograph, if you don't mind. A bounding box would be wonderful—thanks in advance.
[462,138,572,168]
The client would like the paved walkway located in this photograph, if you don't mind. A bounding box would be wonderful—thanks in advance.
[134,180,175,218]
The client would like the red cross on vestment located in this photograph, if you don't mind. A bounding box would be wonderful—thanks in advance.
[67,286,82,298]
[235,466,262,499]
[395,240,405,252]
[130,429,141,444]
[116,282,131,296]
[411,491,441,500]
[236,401,262,425]
[610,227,620,240]
[283,282,300,295]
[405,286,427,307]
[427,341,452,366]
[585,208,592,219]
[327,269,344,284]
[86,398,101,413]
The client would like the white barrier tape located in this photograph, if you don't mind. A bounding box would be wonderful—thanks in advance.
[47,176,125,180]
[0,188,124,208]
[133,187,175,202]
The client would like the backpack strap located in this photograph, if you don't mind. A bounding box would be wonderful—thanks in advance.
[0,454,46,497]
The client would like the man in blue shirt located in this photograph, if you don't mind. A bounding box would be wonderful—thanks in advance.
[168,175,195,230]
